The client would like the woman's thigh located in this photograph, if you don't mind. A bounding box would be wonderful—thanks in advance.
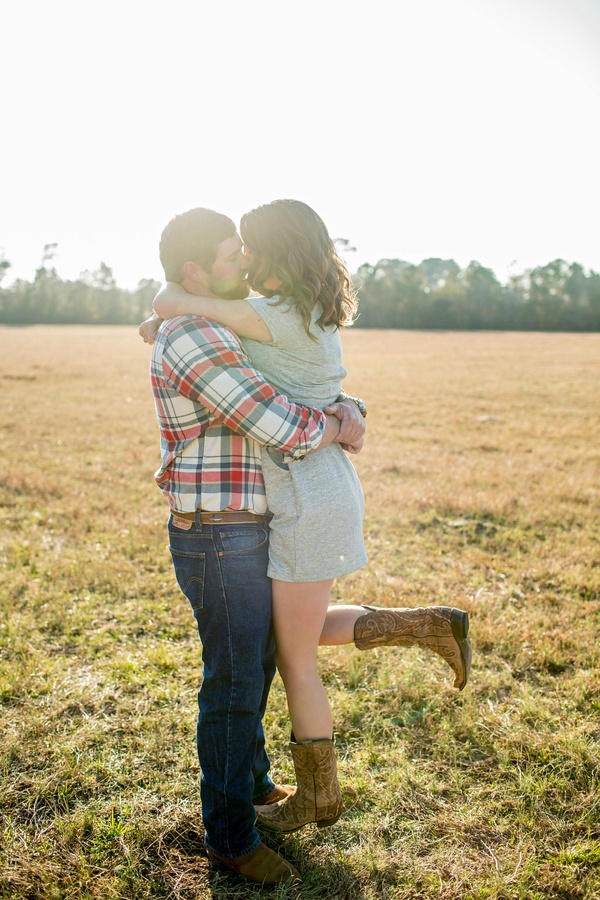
[272,579,334,671]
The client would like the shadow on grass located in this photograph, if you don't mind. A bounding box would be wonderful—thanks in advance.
[151,816,367,899]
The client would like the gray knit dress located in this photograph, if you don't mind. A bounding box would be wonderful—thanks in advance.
[241,295,367,583]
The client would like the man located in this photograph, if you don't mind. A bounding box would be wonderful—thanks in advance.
[146,206,472,882]
[148,207,364,885]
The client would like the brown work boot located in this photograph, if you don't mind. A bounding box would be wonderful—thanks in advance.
[207,842,301,884]
[255,739,343,833]
[354,605,472,690]
[253,784,295,806]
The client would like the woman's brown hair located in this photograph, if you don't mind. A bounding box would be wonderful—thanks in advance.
[240,200,358,339]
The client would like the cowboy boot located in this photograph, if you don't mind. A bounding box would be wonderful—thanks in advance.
[354,605,472,690]
[207,842,301,884]
[255,739,344,833]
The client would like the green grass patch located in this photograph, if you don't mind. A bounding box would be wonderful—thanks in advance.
[1,327,599,898]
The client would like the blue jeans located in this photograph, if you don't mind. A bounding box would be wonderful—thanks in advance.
[168,513,277,858]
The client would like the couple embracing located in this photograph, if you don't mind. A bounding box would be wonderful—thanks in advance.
[141,200,472,885]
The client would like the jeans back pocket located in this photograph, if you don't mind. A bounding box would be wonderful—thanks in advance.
[169,544,206,611]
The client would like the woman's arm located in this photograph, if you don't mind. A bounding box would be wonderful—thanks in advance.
[153,282,273,342]
[139,312,163,343]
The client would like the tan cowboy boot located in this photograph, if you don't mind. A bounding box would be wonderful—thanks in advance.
[354,605,472,690]
[207,842,301,884]
[255,739,343,833]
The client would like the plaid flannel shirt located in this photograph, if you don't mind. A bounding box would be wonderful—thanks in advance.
[150,316,327,514]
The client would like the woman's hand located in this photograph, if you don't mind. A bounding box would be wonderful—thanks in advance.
[139,313,163,344]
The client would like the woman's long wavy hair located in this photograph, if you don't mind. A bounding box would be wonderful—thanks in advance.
[240,200,358,340]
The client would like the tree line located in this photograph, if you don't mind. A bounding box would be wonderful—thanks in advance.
[354,258,600,331]
[0,246,160,326]
[1,246,599,330]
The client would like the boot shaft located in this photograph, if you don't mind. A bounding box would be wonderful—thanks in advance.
[354,605,468,648]
[255,738,343,833]
[289,739,341,807]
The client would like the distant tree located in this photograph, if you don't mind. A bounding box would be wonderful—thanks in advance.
[418,258,460,293]
[335,238,357,255]
[132,278,162,321]
[587,271,600,321]
[421,259,463,329]
[22,244,64,323]
[0,252,11,285]
[80,261,117,292]
[460,262,503,328]
[353,259,414,327]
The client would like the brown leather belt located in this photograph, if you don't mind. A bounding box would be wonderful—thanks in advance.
[171,509,270,525]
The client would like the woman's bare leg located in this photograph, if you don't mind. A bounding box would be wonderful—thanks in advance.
[320,604,366,645]
[272,579,334,742]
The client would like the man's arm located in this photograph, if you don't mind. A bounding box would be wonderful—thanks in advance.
[160,318,356,457]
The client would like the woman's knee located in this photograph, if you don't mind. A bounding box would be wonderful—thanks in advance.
[276,657,321,687]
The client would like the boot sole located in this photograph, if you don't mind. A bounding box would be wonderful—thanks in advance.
[450,609,471,690]
[317,815,341,828]
[258,813,342,833]
[450,608,469,640]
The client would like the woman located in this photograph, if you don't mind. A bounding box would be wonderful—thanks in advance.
[144,200,471,833]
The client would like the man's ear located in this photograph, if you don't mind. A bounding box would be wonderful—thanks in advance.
[182,260,209,287]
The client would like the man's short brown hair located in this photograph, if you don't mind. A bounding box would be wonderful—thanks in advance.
[159,208,236,282]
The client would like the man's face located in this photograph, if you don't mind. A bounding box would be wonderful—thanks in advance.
[207,234,250,299]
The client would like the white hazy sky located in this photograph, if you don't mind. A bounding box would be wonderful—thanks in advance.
[1,0,599,288]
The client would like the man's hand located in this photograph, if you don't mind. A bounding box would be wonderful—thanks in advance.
[324,399,366,454]
[139,313,163,344]
[340,434,365,455]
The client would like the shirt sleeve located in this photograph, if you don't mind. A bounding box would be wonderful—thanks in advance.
[244,294,293,346]
[159,316,326,456]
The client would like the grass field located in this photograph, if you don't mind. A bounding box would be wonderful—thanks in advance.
[1,326,599,900]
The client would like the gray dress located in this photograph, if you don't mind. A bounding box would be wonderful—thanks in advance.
[242,295,367,583]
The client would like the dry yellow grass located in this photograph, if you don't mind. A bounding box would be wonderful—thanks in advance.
[1,326,599,899]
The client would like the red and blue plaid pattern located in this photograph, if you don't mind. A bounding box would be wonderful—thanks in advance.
[150,316,326,514]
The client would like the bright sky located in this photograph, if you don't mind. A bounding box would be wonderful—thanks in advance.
[1,0,599,288]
